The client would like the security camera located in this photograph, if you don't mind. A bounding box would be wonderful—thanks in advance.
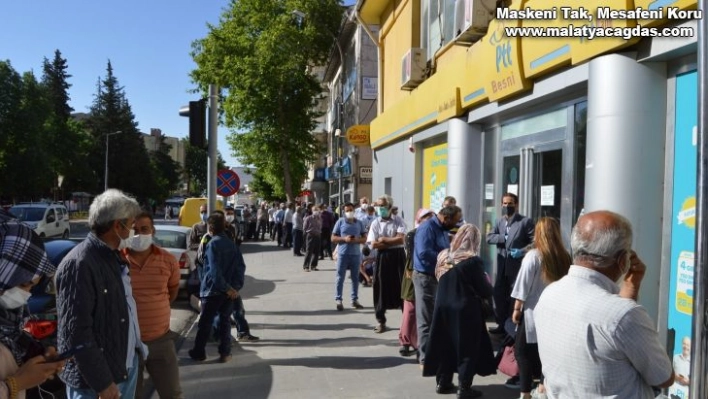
[408,137,415,153]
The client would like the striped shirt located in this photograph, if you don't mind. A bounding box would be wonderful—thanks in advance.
[124,245,180,342]
[535,266,673,399]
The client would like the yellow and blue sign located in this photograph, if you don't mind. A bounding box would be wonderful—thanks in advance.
[422,143,448,211]
[667,70,696,399]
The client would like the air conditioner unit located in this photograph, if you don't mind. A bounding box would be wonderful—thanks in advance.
[401,48,425,90]
[454,0,496,44]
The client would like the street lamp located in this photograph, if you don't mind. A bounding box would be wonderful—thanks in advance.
[335,128,344,214]
[104,131,123,191]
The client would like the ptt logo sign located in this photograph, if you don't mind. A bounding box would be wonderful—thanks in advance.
[490,22,512,73]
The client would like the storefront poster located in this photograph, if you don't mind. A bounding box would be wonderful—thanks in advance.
[667,70,697,399]
[422,143,448,211]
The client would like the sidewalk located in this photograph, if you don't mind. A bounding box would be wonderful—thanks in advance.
[171,239,518,399]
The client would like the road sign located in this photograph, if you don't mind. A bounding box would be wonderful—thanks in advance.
[216,169,240,197]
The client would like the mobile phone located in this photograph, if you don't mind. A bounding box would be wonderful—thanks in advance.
[43,342,92,363]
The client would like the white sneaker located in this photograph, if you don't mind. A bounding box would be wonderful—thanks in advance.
[531,388,547,399]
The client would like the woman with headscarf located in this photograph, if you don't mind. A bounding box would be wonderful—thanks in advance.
[0,209,66,398]
[511,217,571,399]
[424,223,495,399]
[399,208,436,358]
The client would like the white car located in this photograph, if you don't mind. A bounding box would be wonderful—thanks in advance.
[154,225,197,295]
[9,203,71,239]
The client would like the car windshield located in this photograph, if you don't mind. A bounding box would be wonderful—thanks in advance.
[9,206,45,222]
[154,230,187,249]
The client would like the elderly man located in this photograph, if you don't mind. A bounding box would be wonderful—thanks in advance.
[366,195,407,333]
[332,202,367,311]
[354,197,369,220]
[535,210,674,398]
[56,189,147,399]
[413,205,462,367]
[188,204,208,251]
[123,212,183,399]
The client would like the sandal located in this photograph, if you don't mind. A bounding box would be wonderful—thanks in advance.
[373,323,387,333]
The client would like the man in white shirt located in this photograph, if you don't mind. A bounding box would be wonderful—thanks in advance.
[535,210,674,399]
[354,197,369,220]
[669,336,691,398]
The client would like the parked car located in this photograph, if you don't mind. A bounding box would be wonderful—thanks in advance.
[24,238,80,399]
[154,225,197,296]
[9,202,71,239]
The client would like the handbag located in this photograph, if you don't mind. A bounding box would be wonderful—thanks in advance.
[497,345,519,377]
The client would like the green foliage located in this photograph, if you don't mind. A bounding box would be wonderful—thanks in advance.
[184,139,226,195]
[149,135,183,202]
[191,0,343,201]
[246,168,280,200]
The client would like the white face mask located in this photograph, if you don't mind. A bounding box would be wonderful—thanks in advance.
[117,223,131,250]
[130,234,153,252]
[0,287,32,310]
[226,215,234,223]
[345,211,355,219]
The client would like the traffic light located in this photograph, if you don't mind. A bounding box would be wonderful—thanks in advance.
[188,100,206,148]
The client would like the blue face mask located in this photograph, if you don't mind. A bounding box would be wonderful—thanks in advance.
[201,212,207,222]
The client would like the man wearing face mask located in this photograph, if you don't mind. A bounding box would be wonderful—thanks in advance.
[122,212,183,399]
[366,195,408,333]
[534,210,674,398]
[485,193,535,336]
[188,204,208,251]
[412,205,462,367]
[56,189,147,399]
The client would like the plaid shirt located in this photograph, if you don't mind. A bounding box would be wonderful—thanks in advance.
[0,209,54,289]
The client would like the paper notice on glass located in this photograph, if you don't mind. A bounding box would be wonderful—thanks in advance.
[507,184,518,195]
[541,185,554,206]
[485,184,494,200]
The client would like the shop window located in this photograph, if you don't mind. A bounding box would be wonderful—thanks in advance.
[501,108,567,140]
[385,177,392,196]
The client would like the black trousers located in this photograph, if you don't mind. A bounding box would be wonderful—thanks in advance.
[515,316,543,393]
[275,222,284,245]
[303,234,321,269]
[493,258,514,326]
[320,227,332,258]
[293,229,304,255]
[284,222,293,248]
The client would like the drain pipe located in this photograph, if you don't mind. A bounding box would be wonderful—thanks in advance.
[354,0,383,115]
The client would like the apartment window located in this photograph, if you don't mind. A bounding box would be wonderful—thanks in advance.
[384,177,392,196]
[421,0,457,60]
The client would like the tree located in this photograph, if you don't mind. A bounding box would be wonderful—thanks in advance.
[0,61,23,181]
[85,61,154,200]
[191,0,343,202]
[150,134,182,201]
[246,168,279,201]
[184,140,226,196]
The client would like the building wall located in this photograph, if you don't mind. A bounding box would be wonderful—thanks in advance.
[380,0,418,110]
[372,138,416,227]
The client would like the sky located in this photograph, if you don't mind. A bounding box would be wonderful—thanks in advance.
[2,0,357,169]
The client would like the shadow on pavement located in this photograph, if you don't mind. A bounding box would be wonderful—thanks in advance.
[248,309,373,316]
[241,275,280,299]
[256,322,373,331]
[267,355,411,370]
[248,336,399,348]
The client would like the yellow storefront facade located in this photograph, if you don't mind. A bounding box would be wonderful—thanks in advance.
[357,1,699,390]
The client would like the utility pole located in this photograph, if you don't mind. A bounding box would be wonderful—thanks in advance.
[207,85,219,214]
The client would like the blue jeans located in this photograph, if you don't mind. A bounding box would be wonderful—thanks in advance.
[213,296,250,336]
[335,254,362,302]
[67,352,140,399]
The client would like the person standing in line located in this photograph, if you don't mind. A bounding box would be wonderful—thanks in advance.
[485,193,535,335]
[189,213,240,363]
[188,204,209,251]
[56,189,147,399]
[292,204,305,257]
[412,205,462,367]
[535,210,674,398]
[302,206,322,272]
[282,203,295,249]
[123,212,183,399]
[268,203,278,240]
[354,197,369,220]
[256,203,269,241]
[331,203,367,311]
[274,204,286,246]
[366,195,407,334]
[320,205,335,260]
[510,217,571,399]
[164,204,171,221]
[399,208,436,358]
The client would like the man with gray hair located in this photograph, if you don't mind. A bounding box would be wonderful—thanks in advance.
[534,210,674,398]
[56,189,148,399]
